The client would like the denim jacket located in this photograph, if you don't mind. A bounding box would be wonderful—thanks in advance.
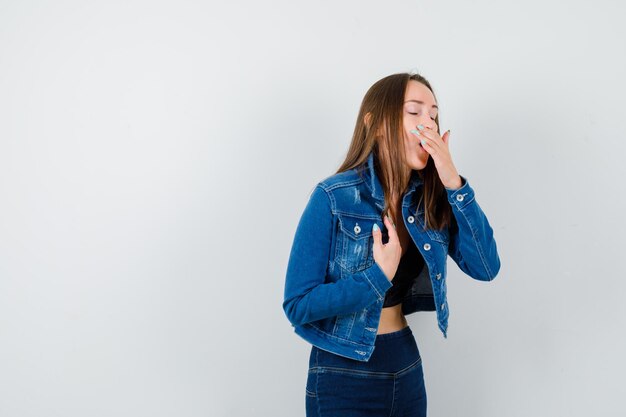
[282,151,501,361]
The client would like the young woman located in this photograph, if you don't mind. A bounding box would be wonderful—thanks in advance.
[283,72,501,416]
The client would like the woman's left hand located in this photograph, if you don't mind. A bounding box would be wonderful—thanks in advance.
[411,127,463,190]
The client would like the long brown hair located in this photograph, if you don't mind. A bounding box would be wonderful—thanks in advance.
[335,72,453,231]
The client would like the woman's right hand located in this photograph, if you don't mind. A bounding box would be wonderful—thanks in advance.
[372,215,402,281]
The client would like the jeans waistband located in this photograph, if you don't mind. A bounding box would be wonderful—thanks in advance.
[375,325,412,342]
[309,324,419,373]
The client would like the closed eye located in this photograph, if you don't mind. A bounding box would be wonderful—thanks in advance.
[408,112,436,120]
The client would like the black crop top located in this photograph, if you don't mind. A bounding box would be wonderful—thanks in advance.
[382,238,425,307]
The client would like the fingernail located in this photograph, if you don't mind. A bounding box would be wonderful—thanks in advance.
[410,129,420,135]
[420,139,425,145]
[417,124,424,130]
[372,223,380,232]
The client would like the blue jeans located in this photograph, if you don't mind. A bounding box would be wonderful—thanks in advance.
[305,325,427,416]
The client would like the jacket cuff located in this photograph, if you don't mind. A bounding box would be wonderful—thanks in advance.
[363,261,393,301]
[445,175,475,210]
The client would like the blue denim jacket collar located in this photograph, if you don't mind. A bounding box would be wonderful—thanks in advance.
[360,151,423,203]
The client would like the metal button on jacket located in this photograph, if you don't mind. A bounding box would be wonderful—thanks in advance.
[456,194,464,202]
[354,224,361,234]
[407,215,415,224]
[423,243,431,251]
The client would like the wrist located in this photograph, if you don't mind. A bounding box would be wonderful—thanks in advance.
[444,175,463,190]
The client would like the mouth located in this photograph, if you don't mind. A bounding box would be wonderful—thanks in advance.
[410,130,424,150]
[408,130,429,155]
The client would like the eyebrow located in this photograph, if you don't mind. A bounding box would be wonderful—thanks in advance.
[404,100,438,110]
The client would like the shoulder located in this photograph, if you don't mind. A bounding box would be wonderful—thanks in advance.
[308,167,371,214]
[317,167,365,191]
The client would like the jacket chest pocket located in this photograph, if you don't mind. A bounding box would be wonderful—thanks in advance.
[336,213,378,273]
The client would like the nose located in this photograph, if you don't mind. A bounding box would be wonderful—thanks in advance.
[417,120,437,130]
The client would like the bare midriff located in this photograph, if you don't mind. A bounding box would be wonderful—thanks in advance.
[377,303,408,334]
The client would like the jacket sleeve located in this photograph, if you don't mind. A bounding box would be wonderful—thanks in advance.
[445,175,501,281]
[282,183,393,327]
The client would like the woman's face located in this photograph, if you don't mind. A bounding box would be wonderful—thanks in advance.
[402,80,439,171]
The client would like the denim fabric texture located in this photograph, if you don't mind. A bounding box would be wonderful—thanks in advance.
[283,151,501,362]
[306,325,426,417]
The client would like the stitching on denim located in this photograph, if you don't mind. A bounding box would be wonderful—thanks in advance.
[336,228,372,273]
[335,210,380,219]
[315,348,321,416]
[346,311,355,335]
[332,312,356,338]
[331,315,339,335]
[363,268,383,300]
[309,322,323,332]
[395,357,423,378]
[317,183,337,215]
[457,200,494,279]
[325,186,378,278]
[305,322,374,348]
[310,356,422,381]
[337,211,378,237]
[389,374,396,417]
[321,177,364,192]
[310,365,395,378]
[335,213,376,274]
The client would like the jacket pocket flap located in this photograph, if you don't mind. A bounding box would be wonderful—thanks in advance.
[337,213,379,240]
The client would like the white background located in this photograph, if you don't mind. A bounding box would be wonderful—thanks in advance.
[1,1,625,416]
